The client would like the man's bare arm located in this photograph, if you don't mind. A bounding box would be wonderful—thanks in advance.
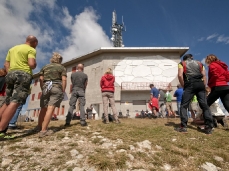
[4,61,10,72]
[39,76,44,90]
[62,76,67,92]
[178,68,184,88]
[201,69,207,86]
[28,58,37,69]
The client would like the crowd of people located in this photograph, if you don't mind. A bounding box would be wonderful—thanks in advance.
[147,54,229,135]
[0,35,121,138]
[0,35,228,139]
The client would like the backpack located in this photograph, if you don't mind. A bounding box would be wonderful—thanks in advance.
[181,61,203,74]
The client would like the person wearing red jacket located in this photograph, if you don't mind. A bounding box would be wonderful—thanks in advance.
[0,68,7,108]
[100,68,120,124]
[205,54,229,128]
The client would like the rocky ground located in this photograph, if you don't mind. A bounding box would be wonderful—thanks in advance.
[0,119,228,171]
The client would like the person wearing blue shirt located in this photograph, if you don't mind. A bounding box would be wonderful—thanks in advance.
[148,84,159,117]
[173,84,183,116]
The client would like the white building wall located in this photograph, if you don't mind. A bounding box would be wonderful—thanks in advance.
[27,51,182,119]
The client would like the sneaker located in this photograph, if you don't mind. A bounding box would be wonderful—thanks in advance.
[64,123,71,127]
[8,126,19,130]
[80,120,88,127]
[0,133,15,139]
[38,130,54,138]
[174,127,187,133]
[33,126,41,133]
[202,127,213,135]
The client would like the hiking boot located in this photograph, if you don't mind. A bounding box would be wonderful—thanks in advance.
[202,126,213,135]
[38,130,54,138]
[174,127,187,133]
[102,119,109,124]
[64,123,71,127]
[114,119,121,124]
[80,120,88,127]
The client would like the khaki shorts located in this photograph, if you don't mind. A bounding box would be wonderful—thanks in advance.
[0,96,6,107]
[40,84,63,108]
[166,102,173,111]
[5,70,32,105]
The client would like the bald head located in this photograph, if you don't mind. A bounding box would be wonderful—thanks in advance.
[77,63,84,71]
[25,35,38,49]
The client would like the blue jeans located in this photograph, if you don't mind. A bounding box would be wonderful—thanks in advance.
[8,105,23,127]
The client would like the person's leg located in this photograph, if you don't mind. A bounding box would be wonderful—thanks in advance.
[177,102,181,116]
[102,92,109,123]
[41,105,55,131]
[207,89,220,107]
[78,96,86,120]
[220,90,229,113]
[179,85,194,128]
[108,92,119,122]
[0,102,20,131]
[8,104,23,127]
[38,107,47,129]
[196,84,213,130]
[66,90,77,124]
[0,103,8,122]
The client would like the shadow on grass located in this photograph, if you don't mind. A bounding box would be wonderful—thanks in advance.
[0,121,83,141]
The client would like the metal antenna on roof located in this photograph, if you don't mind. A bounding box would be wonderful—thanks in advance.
[110,10,126,47]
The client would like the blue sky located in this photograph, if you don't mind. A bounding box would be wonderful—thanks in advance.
[0,0,229,113]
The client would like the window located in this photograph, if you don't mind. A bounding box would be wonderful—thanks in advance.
[72,66,76,73]
[38,92,42,99]
[31,94,35,101]
[69,84,73,93]
[34,79,38,86]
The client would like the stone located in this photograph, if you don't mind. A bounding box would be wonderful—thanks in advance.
[214,156,224,162]
[73,167,84,171]
[65,159,78,166]
[172,138,177,142]
[70,149,79,157]
[155,145,162,150]
[77,154,84,159]
[127,154,134,161]
[1,158,13,167]
[101,142,113,148]
[137,140,151,150]
[129,145,135,151]
[163,163,171,171]
[201,162,218,171]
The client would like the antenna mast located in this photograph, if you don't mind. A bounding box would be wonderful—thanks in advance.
[111,10,126,47]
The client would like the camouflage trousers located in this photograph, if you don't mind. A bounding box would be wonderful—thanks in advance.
[5,70,32,105]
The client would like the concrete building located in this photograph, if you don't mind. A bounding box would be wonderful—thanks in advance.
[27,47,189,119]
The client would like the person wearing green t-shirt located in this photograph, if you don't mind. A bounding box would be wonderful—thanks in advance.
[0,36,38,138]
[165,90,175,117]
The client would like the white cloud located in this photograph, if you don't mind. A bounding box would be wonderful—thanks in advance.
[206,33,218,40]
[59,7,112,61]
[198,37,204,41]
[0,1,112,65]
[216,35,229,44]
